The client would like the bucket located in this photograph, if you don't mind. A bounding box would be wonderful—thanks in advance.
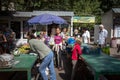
[111,38,117,48]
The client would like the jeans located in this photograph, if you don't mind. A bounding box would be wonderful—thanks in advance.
[39,51,56,80]
[54,50,63,68]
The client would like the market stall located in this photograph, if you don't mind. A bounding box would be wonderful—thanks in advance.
[0,54,37,80]
[81,48,120,80]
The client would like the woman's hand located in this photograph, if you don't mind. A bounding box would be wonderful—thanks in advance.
[4,40,7,42]
[79,56,84,61]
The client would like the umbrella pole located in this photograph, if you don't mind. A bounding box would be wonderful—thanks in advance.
[46,25,48,36]
[60,24,61,29]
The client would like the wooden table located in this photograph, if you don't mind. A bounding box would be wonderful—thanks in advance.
[0,54,37,80]
[81,53,120,80]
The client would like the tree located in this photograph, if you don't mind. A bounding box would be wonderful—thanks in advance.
[12,0,71,11]
[72,0,101,15]
[100,0,120,12]
[72,0,102,23]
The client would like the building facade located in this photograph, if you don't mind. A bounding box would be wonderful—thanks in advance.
[0,11,74,46]
[101,8,120,45]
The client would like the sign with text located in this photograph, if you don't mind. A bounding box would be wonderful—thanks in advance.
[73,16,95,23]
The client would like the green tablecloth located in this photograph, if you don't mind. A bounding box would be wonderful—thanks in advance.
[81,53,120,80]
[0,54,37,80]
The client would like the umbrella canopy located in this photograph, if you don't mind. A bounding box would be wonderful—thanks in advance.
[28,13,67,25]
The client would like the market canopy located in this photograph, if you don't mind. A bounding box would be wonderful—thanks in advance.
[73,16,95,23]
[27,13,67,25]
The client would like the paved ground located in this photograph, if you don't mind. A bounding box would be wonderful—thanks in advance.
[55,68,65,80]
[110,47,120,59]
[55,54,72,80]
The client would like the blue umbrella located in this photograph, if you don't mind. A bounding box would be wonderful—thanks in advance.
[28,13,67,25]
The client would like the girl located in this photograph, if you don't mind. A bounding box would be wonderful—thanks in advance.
[53,27,63,70]
[71,38,82,80]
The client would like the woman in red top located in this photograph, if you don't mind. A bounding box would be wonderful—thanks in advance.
[71,38,82,80]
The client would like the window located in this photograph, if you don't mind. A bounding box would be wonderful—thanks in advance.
[10,21,21,39]
[114,26,120,38]
[23,21,31,39]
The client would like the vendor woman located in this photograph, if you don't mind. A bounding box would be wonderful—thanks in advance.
[27,33,56,80]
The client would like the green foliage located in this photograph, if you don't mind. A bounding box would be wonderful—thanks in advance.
[1,0,120,24]
[72,0,102,23]
[2,0,120,12]
[100,0,120,12]
[102,47,110,55]
[74,23,94,29]
[73,0,101,15]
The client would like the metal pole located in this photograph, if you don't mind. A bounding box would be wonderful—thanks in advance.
[21,21,23,39]
[71,16,73,36]
[46,25,48,35]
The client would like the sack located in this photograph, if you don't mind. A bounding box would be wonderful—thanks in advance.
[0,53,14,68]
